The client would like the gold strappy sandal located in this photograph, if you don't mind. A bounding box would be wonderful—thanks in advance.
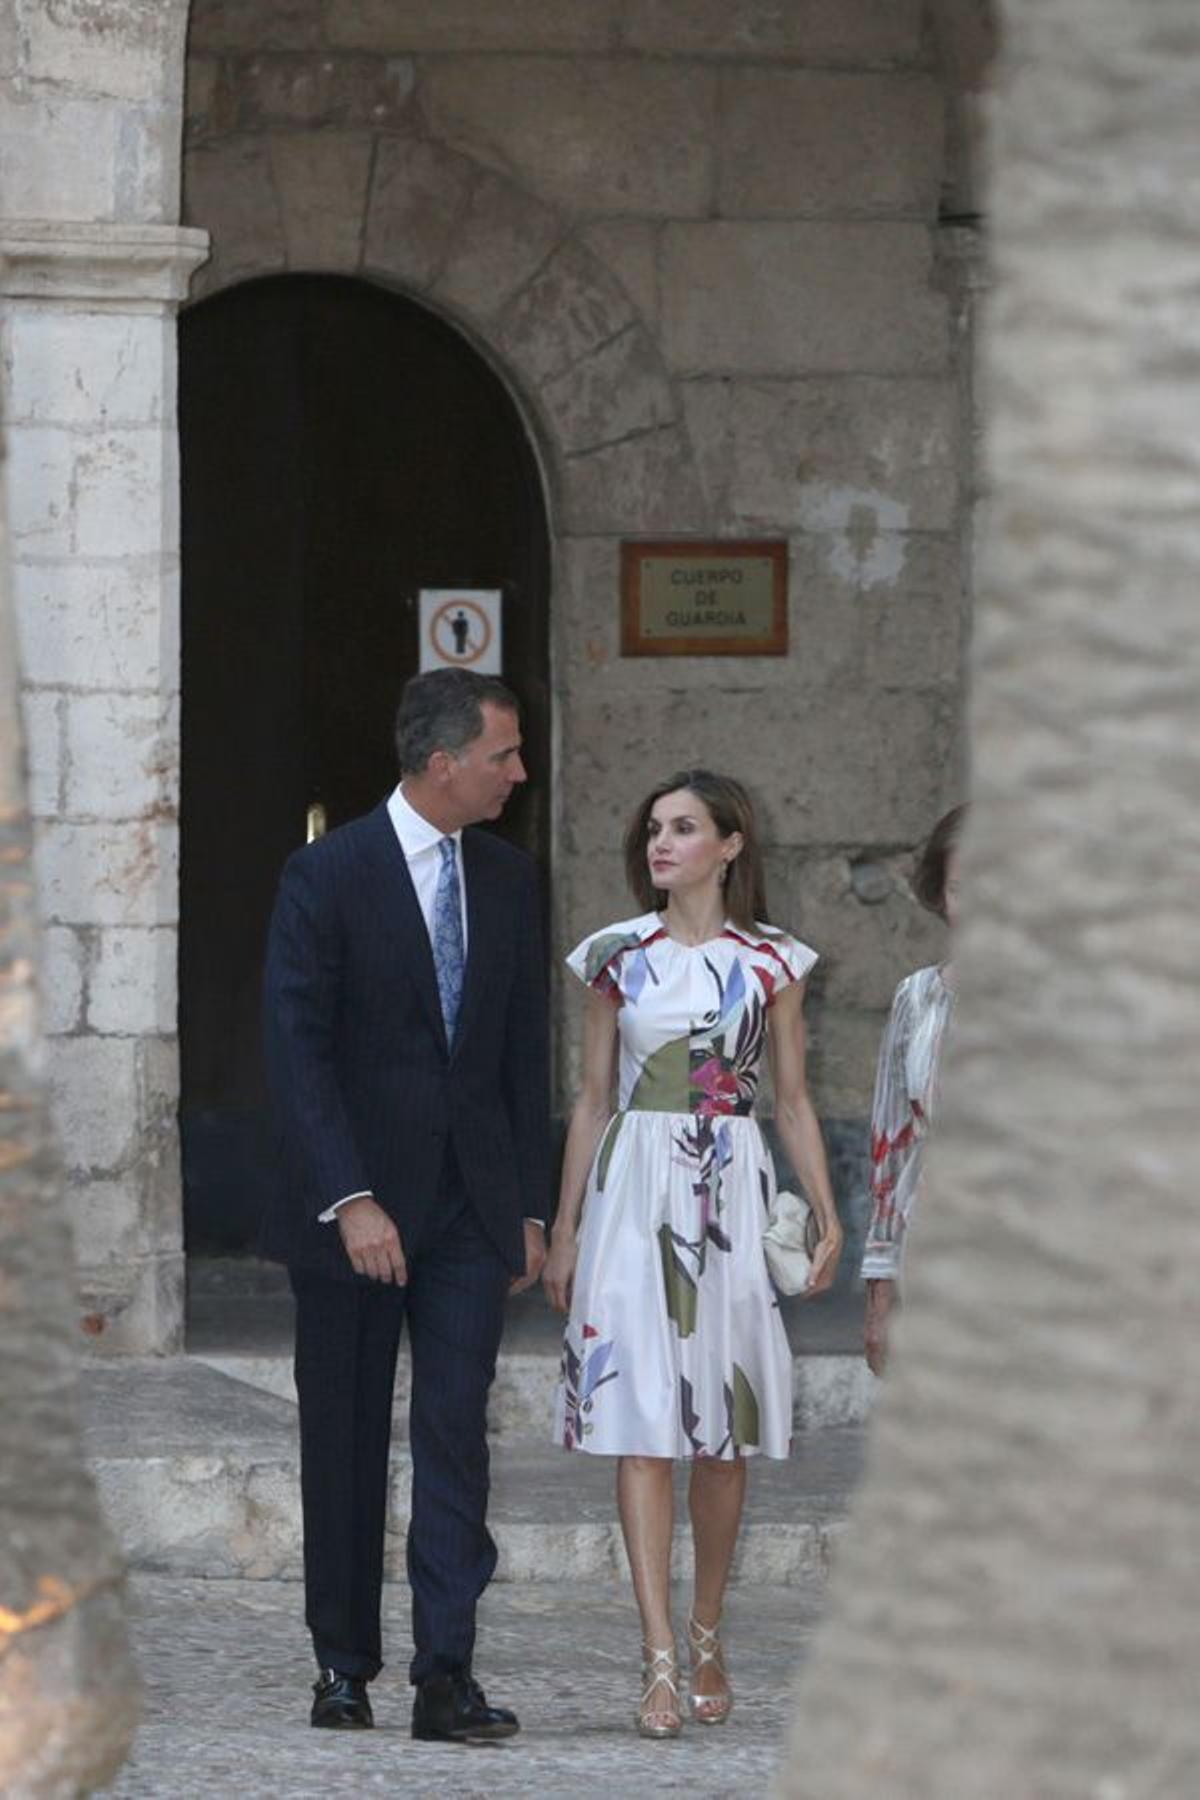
[637,1643,682,1739]
[687,1615,733,1725]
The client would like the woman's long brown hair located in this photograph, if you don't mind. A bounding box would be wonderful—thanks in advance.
[623,769,772,934]
[911,804,967,919]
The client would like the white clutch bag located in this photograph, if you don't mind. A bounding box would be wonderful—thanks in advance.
[763,1189,820,1295]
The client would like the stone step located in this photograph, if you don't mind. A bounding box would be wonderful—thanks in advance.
[84,1361,865,1587]
[192,1341,876,1435]
[185,1276,878,1432]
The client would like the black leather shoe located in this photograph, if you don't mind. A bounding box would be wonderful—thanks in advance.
[311,1669,373,1729]
[411,1672,519,1743]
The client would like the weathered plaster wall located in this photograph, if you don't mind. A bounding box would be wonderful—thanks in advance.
[182,3,972,1189]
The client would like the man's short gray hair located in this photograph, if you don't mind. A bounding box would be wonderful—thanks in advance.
[395,669,519,774]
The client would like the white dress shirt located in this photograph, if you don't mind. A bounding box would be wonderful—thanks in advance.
[385,782,468,951]
[321,786,539,1233]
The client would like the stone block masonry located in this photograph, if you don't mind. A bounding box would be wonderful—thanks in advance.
[662,223,950,376]
[718,71,945,218]
[421,57,719,219]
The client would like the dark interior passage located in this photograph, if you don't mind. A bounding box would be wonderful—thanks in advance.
[179,274,551,1253]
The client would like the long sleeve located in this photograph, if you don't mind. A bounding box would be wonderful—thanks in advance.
[861,976,923,1281]
[263,849,371,1218]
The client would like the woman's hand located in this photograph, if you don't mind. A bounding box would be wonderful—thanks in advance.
[542,1232,579,1314]
[804,1214,844,1298]
[864,1277,895,1376]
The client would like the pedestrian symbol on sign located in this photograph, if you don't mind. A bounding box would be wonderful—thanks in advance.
[418,589,502,674]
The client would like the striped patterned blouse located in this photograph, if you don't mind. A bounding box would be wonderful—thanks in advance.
[861,964,955,1282]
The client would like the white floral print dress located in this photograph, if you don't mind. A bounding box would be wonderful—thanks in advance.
[553,912,818,1461]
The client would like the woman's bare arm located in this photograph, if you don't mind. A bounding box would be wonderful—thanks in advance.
[768,981,844,1296]
[543,989,618,1312]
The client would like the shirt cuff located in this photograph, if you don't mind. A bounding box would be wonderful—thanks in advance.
[319,1190,372,1224]
[323,1201,544,1227]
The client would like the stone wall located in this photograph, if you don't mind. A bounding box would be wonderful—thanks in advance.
[1,0,204,1349]
[0,0,976,1350]
[183,0,969,1153]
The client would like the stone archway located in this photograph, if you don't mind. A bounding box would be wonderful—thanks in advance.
[178,96,712,1110]
[176,270,553,1256]
[181,125,706,541]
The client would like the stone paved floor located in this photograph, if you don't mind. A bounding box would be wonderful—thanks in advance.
[100,1575,825,1797]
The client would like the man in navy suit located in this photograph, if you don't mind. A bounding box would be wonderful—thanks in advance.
[262,668,549,1742]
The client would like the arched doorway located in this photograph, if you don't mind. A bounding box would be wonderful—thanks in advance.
[178,273,551,1256]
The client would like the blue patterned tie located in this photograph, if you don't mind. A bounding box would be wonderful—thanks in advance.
[432,837,465,1042]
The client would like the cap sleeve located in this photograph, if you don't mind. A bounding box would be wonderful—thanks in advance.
[565,923,647,1003]
[757,929,818,1001]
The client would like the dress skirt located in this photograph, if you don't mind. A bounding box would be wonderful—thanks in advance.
[553,1109,793,1460]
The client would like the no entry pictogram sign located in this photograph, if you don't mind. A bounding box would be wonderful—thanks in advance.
[419,589,503,673]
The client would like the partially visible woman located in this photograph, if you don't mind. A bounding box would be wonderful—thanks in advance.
[543,770,842,1739]
[862,805,965,1377]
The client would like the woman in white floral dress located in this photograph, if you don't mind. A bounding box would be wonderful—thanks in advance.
[543,771,842,1738]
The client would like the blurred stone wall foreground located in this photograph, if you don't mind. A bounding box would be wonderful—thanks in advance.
[0,373,137,1796]
[778,1,1200,1792]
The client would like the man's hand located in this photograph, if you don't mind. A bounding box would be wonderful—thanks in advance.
[509,1220,547,1295]
[337,1194,407,1284]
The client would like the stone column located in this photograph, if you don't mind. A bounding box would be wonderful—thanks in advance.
[0,222,207,1352]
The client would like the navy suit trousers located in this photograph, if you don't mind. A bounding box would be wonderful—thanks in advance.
[290,1175,510,1686]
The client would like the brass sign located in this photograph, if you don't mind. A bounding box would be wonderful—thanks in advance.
[621,540,788,656]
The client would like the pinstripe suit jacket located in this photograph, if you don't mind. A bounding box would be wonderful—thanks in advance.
[260,801,550,1279]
